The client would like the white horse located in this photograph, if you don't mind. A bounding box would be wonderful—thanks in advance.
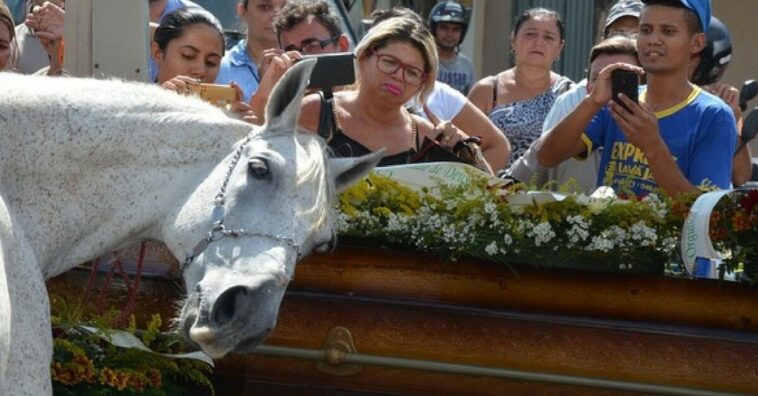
[0,60,381,395]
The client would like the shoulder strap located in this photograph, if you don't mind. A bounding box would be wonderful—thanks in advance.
[317,91,334,140]
[553,76,574,96]
[411,117,419,151]
[491,75,499,109]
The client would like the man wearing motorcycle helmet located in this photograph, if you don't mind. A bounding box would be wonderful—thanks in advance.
[428,1,476,95]
[689,16,752,185]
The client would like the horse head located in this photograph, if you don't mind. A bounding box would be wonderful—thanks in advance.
[174,60,382,358]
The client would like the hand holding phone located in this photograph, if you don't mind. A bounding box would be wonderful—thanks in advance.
[188,83,238,107]
[611,69,639,112]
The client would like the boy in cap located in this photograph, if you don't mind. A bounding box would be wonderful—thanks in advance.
[538,0,736,197]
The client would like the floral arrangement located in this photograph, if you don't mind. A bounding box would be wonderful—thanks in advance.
[48,283,214,396]
[707,189,758,279]
[336,170,758,280]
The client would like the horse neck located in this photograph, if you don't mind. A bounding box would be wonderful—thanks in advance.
[0,75,252,277]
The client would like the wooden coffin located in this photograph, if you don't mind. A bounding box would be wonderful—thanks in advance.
[213,246,758,395]
[50,244,758,395]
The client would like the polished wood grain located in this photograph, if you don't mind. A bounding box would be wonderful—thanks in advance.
[296,246,758,332]
[213,292,758,395]
[49,244,758,395]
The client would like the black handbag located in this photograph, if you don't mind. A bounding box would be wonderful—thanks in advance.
[411,135,490,173]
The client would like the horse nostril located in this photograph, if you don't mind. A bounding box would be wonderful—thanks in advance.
[212,285,249,327]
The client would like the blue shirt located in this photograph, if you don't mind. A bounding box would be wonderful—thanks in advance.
[215,40,260,103]
[149,0,202,82]
[583,86,737,196]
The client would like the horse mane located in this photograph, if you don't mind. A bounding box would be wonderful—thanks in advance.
[0,74,254,168]
[294,132,335,235]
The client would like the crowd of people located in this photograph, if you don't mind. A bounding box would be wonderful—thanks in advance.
[0,0,753,196]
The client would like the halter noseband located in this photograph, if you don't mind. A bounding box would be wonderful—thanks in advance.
[181,133,302,271]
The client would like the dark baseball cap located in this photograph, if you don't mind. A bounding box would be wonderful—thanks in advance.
[604,0,644,32]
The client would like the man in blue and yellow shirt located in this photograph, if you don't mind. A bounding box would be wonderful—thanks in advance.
[537,0,736,197]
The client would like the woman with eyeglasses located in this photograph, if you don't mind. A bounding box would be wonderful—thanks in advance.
[297,16,495,172]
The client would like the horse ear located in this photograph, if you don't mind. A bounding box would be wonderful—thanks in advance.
[264,58,317,132]
[329,150,384,193]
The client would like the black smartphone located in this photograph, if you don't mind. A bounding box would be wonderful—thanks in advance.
[611,69,639,112]
[301,53,355,89]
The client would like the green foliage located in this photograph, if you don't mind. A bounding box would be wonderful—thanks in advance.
[49,287,215,396]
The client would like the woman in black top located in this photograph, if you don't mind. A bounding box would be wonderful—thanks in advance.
[299,16,494,172]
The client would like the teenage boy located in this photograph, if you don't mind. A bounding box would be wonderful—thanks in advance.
[537,0,736,197]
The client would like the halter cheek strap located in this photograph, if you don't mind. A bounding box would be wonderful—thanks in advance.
[181,133,302,271]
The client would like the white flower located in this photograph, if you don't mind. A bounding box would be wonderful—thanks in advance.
[386,213,411,233]
[642,194,668,219]
[566,215,591,247]
[335,212,351,232]
[605,225,629,248]
[588,198,612,215]
[587,236,614,252]
[527,222,556,247]
[575,194,591,206]
[629,221,657,246]
[485,241,499,256]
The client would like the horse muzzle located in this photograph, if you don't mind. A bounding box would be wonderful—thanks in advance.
[180,275,286,359]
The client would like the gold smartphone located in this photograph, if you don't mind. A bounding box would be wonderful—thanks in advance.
[189,83,237,107]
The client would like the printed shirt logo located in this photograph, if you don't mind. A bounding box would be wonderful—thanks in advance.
[603,141,676,195]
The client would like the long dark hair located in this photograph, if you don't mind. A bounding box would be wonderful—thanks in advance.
[154,8,225,54]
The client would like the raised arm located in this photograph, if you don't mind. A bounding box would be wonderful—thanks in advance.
[537,96,604,167]
[538,63,641,168]
[447,101,510,171]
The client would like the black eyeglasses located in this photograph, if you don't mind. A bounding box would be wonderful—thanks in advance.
[282,35,341,54]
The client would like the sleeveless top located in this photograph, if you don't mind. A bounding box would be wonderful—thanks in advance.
[318,95,419,167]
[488,75,572,166]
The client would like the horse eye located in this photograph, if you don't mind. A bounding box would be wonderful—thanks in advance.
[248,157,270,180]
